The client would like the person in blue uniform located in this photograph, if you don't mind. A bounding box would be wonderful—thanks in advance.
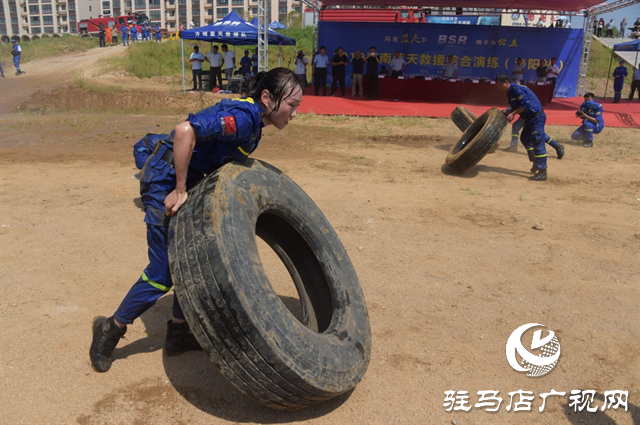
[0,60,5,78]
[612,60,628,103]
[155,24,162,42]
[11,40,23,75]
[508,117,564,160]
[120,24,129,46]
[496,73,557,181]
[571,92,604,147]
[130,24,138,43]
[89,68,304,373]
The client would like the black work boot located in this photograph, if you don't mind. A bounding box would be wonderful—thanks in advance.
[529,169,547,181]
[555,144,565,159]
[530,163,539,173]
[164,320,203,357]
[90,316,127,373]
[583,141,593,147]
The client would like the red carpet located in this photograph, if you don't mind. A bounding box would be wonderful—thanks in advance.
[298,91,640,129]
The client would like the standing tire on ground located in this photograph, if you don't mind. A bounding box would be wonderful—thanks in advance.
[445,108,508,173]
[450,106,478,132]
[168,159,371,411]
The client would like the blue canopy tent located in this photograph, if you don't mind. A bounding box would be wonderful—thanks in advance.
[179,11,296,91]
[603,39,640,100]
[249,17,258,26]
[269,21,288,30]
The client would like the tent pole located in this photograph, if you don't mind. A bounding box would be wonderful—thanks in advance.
[181,38,185,93]
[604,50,614,100]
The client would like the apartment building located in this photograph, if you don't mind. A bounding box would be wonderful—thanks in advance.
[0,0,301,38]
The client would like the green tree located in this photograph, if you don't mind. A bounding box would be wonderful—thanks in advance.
[286,11,302,29]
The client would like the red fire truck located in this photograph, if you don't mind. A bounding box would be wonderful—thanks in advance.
[78,12,149,35]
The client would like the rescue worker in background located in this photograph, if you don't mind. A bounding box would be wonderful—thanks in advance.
[99,24,106,48]
[120,24,129,46]
[130,23,138,43]
[89,68,304,373]
[105,25,113,47]
[571,92,604,148]
[612,59,628,103]
[11,40,24,76]
[496,73,559,181]
[155,24,162,42]
[0,61,5,78]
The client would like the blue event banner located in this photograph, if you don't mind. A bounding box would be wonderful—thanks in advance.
[318,22,583,98]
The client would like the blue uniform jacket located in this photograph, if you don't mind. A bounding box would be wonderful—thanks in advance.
[506,83,543,120]
[140,98,265,184]
[579,99,604,127]
[120,25,127,35]
[613,66,628,79]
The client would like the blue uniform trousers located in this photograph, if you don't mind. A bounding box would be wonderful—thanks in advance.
[113,176,185,325]
[99,33,105,47]
[122,34,129,46]
[13,55,20,72]
[571,120,603,142]
[614,79,624,101]
[512,116,558,149]
[520,115,548,170]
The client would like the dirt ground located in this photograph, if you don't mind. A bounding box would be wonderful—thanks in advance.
[0,47,638,425]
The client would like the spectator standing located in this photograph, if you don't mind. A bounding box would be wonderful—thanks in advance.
[99,24,106,48]
[351,50,364,97]
[606,19,614,38]
[597,19,604,37]
[130,24,138,43]
[593,19,598,35]
[629,67,640,101]
[189,45,205,91]
[252,48,258,75]
[189,21,195,29]
[572,92,604,147]
[240,50,252,78]
[365,46,380,100]
[390,51,407,78]
[294,50,308,89]
[10,40,23,75]
[221,44,235,84]
[205,45,223,89]
[119,24,128,46]
[620,18,627,38]
[612,59,628,102]
[105,26,113,47]
[330,47,348,96]
[155,24,162,42]
[442,55,457,79]
[536,59,547,83]
[179,23,185,31]
[512,57,526,83]
[312,46,329,96]
[546,57,560,87]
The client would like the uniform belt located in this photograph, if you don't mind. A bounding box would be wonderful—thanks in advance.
[160,148,174,166]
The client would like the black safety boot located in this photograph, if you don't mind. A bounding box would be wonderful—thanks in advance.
[529,169,547,181]
[555,144,565,159]
[164,320,203,357]
[583,141,593,147]
[530,163,539,173]
[90,316,127,373]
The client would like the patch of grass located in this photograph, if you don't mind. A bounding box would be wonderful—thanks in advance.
[0,35,96,65]
[74,74,124,93]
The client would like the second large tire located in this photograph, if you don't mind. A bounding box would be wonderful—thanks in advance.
[168,159,371,410]
[450,106,478,132]
[445,108,508,173]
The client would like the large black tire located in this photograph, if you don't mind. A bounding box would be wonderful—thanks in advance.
[445,108,508,173]
[168,159,371,411]
[450,106,478,132]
